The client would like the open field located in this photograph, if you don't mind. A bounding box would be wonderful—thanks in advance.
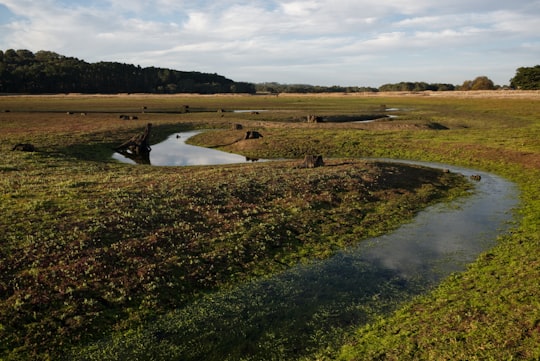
[1,92,539,360]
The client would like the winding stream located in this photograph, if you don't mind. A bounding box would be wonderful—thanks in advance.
[106,132,519,360]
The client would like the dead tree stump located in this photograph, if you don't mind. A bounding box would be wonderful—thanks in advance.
[115,123,152,156]
[298,155,324,168]
[245,130,263,139]
[306,115,323,123]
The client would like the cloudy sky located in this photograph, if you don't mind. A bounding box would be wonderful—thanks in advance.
[0,0,538,86]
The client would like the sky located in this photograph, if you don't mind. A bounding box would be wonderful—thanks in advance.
[0,0,538,87]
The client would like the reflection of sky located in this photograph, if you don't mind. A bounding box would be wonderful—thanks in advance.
[347,163,519,282]
[113,130,256,166]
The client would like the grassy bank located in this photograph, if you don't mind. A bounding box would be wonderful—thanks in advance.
[0,93,539,360]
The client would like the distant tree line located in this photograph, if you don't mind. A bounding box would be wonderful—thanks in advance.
[378,82,456,92]
[1,49,538,94]
[256,80,492,93]
[257,81,456,93]
[0,49,256,94]
[257,67,540,93]
[255,82,379,94]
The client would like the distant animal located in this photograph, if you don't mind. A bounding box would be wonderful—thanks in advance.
[470,174,482,181]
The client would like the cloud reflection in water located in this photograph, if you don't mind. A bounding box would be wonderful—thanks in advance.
[113,130,258,166]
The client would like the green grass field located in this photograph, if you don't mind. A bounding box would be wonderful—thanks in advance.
[0,92,539,360]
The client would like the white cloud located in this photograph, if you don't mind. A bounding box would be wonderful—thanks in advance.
[0,0,538,86]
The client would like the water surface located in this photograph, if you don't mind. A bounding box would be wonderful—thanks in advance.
[113,130,260,166]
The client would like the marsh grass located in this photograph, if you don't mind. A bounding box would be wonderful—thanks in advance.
[1,93,539,360]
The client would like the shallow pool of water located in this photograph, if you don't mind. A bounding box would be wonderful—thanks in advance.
[113,130,261,166]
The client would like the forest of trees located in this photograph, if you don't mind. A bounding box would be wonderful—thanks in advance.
[0,49,256,94]
[1,49,538,94]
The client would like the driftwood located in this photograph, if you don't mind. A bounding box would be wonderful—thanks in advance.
[115,123,152,156]
[298,155,324,168]
[245,131,263,139]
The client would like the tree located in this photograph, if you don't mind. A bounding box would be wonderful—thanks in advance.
[510,66,540,90]
[471,76,495,90]
[460,76,495,90]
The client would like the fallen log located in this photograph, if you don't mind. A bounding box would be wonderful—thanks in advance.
[115,123,152,156]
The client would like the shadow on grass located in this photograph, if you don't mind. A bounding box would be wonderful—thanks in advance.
[71,254,428,361]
